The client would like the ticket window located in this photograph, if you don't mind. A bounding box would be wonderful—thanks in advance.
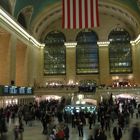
[5,99,12,106]
[12,99,18,105]
[5,99,18,106]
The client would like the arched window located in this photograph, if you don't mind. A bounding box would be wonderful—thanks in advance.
[44,31,66,75]
[17,13,27,29]
[17,6,33,30]
[76,30,99,74]
[108,28,132,73]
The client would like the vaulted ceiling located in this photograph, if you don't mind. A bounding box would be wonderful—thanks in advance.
[1,0,140,42]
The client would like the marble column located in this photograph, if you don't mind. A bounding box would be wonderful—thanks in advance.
[27,45,41,87]
[37,47,44,86]
[65,42,77,84]
[98,44,110,85]
[9,35,17,85]
[132,43,140,84]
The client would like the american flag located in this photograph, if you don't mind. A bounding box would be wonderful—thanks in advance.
[62,0,99,29]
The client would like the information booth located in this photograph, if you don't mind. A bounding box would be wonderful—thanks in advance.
[64,104,97,115]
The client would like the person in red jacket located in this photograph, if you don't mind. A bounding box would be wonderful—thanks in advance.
[56,128,65,140]
[113,123,122,140]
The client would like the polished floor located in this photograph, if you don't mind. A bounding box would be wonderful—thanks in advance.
[0,115,139,140]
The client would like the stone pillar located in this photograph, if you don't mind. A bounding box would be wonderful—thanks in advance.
[26,45,34,86]
[133,42,140,84]
[27,45,41,86]
[9,35,17,85]
[65,43,77,84]
[98,43,111,85]
[37,47,44,86]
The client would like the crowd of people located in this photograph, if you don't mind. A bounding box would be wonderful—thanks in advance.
[0,94,139,140]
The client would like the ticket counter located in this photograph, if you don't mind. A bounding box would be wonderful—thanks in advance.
[64,104,96,114]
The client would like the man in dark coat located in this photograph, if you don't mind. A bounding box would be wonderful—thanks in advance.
[96,129,107,140]
[113,123,122,140]
[130,123,140,140]
[63,124,69,140]
[88,114,93,129]
[77,120,83,137]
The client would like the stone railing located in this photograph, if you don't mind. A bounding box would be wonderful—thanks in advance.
[96,87,140,94]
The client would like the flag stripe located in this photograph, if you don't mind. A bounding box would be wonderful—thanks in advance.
[79,0,82,28]
[67,0,70,29]
[76,0,79,29]
[64,0,67,28]
[82,0,85,28]
[73,0,76,29]
[64,0,68,28]
[70,0,73,29]
[85,0,88,28]
[93,0,97,27]
[88,0,91,28]
[62,0,99,29]
[62,0,65,28]
[96,0,99,26]
[90,0,94,27]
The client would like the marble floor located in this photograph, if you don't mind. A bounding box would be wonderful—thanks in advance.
[0,116,139,140]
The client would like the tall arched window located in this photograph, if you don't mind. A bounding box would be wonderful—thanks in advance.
[44,31,66,75]
[17,6,33,30]
[76,30,99,74]
[17,13,27,29]
[108,28,132,73]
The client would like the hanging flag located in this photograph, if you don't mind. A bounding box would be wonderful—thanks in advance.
[62,0,99,29]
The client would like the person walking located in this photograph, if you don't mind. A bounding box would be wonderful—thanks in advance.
[113,123,122,140]
[77,120,83,137]
[13,125,19,140]
[130,123,140,140]
[19,120,24,140]
[96,128,107,140]
[63,124,69,140]
[88,114,93,129]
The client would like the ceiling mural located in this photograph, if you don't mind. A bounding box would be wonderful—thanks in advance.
[0,0,140,42]
[12,0,140,26]
[1,0,140,21]
[13,0,140,17]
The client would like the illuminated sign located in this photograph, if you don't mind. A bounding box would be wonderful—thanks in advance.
[2,85,33,95]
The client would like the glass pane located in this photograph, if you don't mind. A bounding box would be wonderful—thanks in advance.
[44,45,66,75]
[76,44,99,74]
[109,42,132,73]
